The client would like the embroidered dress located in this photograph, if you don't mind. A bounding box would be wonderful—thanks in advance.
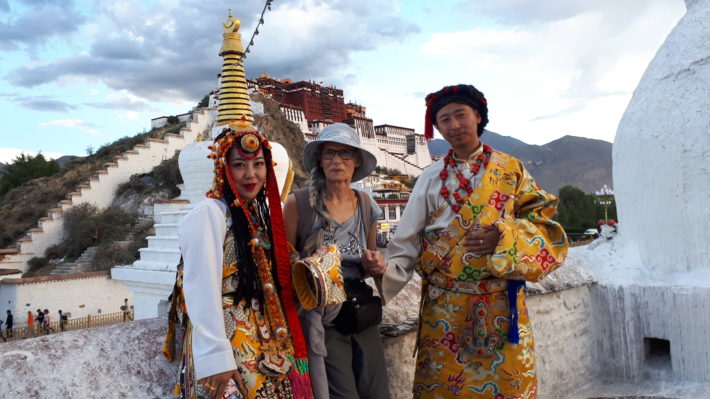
[174,199,301,399]
[383,149,568,399]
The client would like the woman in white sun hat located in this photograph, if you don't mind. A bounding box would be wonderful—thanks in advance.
[284,123,391,399]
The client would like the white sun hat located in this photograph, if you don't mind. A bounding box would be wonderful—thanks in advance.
[302,123,378,182]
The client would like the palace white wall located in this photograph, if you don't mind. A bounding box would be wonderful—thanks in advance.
[279,105,310,135]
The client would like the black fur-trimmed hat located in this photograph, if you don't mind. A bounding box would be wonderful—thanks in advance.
[424,84,489,140]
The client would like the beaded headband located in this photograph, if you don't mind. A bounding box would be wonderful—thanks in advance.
[206,118,271,199]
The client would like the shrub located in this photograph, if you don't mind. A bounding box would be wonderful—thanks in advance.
[59,204,137,260]
[115,178,149,197]
[45,242,68,260]
[93,207,138,242]
[91,220,152,270]
[26,256,49,275]
[166,115,180,124]
[62,203,100,259]
[152,153,183,197]
[127,221,153,254]
[92,243,135,270]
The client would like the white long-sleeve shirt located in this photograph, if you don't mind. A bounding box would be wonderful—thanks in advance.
[178,198,237,380]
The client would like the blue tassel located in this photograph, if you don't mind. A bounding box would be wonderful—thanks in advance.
[507,280,525,344]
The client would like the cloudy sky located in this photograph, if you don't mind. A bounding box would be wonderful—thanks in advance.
[0,0,686,163]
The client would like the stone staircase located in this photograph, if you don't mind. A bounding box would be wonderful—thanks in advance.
[50,246,100,275]
[384,150,425,173]
[0,107,217,273]
[380,150,426,176]
[133,206,187,270]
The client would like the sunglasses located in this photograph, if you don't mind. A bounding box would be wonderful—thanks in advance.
[321,148,356,160]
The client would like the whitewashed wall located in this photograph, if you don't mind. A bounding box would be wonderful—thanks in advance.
[613,0,710,273]
[0,272,133,324]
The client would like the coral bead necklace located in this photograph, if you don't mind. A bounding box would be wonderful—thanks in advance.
[439,144,492,212]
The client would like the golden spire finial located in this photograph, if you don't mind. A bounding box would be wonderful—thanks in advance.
[217,11,252,126]
[222,11,240,34]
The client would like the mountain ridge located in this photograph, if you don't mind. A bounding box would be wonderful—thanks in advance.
[427,131,612,194]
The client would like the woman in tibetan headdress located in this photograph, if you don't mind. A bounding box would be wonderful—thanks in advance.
[168,119,313,399]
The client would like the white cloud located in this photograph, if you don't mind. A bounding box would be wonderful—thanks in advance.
[0,148,65,164]
[85,89,150,111]
[118,111,141,120]
[39,119,100,135]
[409,1,686,143]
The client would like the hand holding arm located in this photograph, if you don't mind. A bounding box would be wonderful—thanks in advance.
[361,249,386,278]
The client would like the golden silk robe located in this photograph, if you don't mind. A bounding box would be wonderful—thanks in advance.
[385,150,568,399]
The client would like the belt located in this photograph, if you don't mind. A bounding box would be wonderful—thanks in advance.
[427,271,507,295]
[426,271,525,344]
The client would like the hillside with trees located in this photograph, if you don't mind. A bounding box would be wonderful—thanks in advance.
[0,122,186,251]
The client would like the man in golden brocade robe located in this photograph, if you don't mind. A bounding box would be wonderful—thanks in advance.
[381,84,569,399]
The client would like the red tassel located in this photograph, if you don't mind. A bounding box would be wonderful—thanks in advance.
[424,105,433,141]
[263,143,310,361]
[288,366,314,399]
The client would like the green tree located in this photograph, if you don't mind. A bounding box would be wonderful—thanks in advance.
[0,153,60,197]
[197,94,210,109]
[167,115,180,124]
[401,175,418,189]
[374,166,403,176]
[555,185,597,234]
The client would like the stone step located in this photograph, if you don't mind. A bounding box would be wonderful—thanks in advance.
[137,216,154,225]
[75,247,99,263]
[138,248,181,265]
[158,210,190,224]
[50,264,79,275]
[146,236,179,249]
[154,223,179,236]
[131,260,180,271]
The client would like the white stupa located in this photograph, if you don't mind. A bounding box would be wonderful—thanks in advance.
[111,12,293,319]
[572,0,710,386]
